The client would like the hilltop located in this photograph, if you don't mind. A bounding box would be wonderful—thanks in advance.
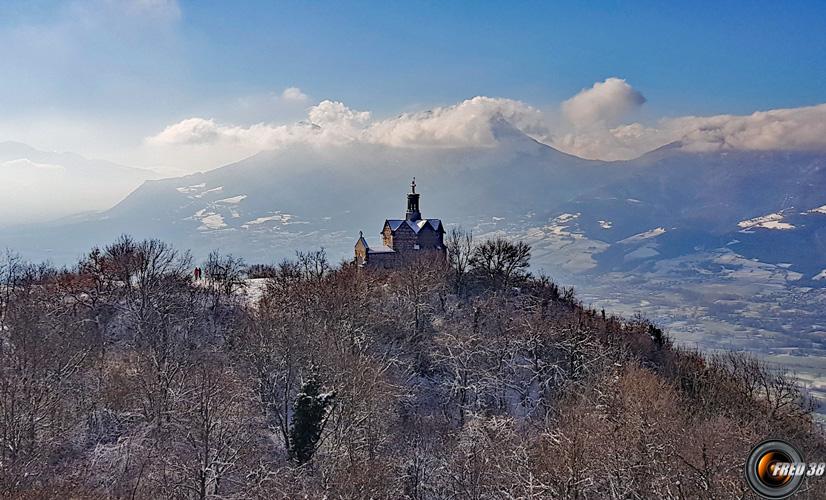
[0,235,823,498]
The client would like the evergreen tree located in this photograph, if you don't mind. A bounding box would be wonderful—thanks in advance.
[288,367,335,464]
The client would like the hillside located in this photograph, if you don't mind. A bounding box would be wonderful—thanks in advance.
[0,236,823,498]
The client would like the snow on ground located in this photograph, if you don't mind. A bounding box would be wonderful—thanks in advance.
[176,183,206,194]
[618,227,666,244]
[738,212,795,231]
[197,213,227,230]
[176,184,225,199]
[713,251,803,283]
[241,212,307,229]
[243,214,281,227]
[808,205,826,215]
[598,220,613,229]
[244,278,269,303]
[814,270,826,281]
[216,195,247,204]
[553,213,579,224]
[544,213,581,235]
[514,212,609,273]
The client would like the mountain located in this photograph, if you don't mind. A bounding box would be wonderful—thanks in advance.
[0,121,615,261]
[3,120,825,272]
[539,143,826,279]
[0,141,155,226]
[2,123,825,397]
[3,125,825,277]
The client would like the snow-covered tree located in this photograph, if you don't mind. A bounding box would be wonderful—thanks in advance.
[288,367,335,464]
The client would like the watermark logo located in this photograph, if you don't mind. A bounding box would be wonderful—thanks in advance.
[745,439,809,498]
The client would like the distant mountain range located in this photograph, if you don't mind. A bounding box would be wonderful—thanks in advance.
[3,120,824,283]
[0,141,155,226]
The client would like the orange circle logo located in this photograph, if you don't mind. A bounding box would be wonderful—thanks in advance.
[745,440,804,499]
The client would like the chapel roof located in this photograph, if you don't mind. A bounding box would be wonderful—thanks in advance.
[385,218,443,234]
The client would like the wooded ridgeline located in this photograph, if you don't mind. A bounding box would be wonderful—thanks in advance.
[0,229,823,499]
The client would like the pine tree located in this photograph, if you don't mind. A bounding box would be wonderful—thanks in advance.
[288,367,335,464]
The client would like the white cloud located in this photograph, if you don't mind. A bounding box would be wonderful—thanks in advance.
[146,83,826,167]
[281,86,309,102]
[146,110,354,151]
[562,77,646,129]
[148,118,222,145]
[661,104,826,153]
[146,96,549,153]
[554,103,826,160]
[367,96,547,148]
[308,100,371,130]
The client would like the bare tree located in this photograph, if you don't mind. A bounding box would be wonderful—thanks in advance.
[166,356,255,499]
[445,227,473,295]
[0,261,91,493]
[296,248,330,283]
[390,253,448,342]
[204,250,247,303]
[470,237,531,289]
[0,235,824,498]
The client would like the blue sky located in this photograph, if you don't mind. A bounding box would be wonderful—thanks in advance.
[0,0,825,168]
[180,0,826,115]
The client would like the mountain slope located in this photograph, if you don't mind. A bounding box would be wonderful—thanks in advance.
[543,145,826,279]
[3,124,625,262]
[3,127,825,281]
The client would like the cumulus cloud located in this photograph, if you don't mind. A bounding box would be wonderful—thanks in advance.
[552,77,826,160]
[554,103,826,160]
[148,118,222,145]
[148,117,325,150]
[308,100,371,130]
[661,104,826,153]
[368,96,548,148]
[562,77,646,129]
[147,84,826,167]
[146,96,549,153]
[281,86,308,102]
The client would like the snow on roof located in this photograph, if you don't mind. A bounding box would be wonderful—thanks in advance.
[367,245,395,254]
[386,218,442,234]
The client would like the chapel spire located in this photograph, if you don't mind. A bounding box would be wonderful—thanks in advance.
[406,177,421,221]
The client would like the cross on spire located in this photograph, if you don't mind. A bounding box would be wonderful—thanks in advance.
[411,177,416,194]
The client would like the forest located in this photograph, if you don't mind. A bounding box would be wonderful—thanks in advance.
[0,229,824,499]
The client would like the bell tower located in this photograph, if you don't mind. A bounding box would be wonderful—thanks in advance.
[405,177,421,221]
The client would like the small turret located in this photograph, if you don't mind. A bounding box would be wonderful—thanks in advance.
[406,177,421,221]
